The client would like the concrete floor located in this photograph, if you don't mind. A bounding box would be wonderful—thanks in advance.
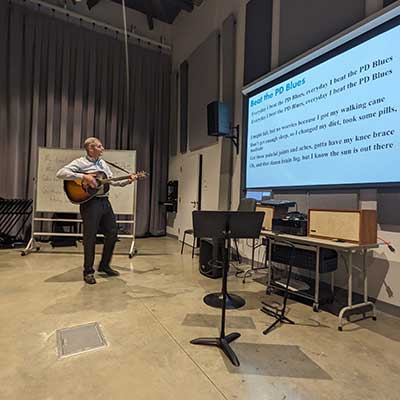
[0,236,399,400]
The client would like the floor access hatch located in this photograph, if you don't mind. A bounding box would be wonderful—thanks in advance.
[56,322,107,358]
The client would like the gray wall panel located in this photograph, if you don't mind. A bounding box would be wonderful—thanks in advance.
[309,191,359,210]
[169,70,178,157]
[179,61,188,154]
[273,190,359,213]
[188,31,219,151]
[219,14,236,210]
[243,0,273,85]
[274,192,308,213]
[279,0,365,65]
[378,189,400,225]
[222,14,236,122]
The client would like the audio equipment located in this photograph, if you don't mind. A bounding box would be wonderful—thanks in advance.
[162,180,178,212]
[308,209,377,244]
[272,218,308,236]
[256,204,288,230]
[261,199,297,208]
[207,101,230,136]
[199,239,224,279]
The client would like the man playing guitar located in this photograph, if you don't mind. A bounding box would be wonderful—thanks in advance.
[56,137,137,284]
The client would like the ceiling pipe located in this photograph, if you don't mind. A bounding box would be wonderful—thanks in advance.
[17,0,171,51]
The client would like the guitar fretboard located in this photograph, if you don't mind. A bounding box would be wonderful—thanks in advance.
[100,173,146,184]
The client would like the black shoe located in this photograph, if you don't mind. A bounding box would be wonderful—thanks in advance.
[98,266,120,276]
[84,273,96,284]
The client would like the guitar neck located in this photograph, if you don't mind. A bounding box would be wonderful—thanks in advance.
[101,174,132,184]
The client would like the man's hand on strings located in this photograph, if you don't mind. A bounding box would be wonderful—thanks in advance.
[83,174,97,189]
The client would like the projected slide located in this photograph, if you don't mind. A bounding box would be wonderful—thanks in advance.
[246,23,400,189]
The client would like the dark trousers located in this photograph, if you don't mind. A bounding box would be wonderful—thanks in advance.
[80,197,118,275]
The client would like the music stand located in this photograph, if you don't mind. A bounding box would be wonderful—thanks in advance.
[191,211,264,367]
[262,240,296,334]
[203,235,246,309]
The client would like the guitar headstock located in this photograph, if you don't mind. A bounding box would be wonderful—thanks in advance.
[132,171,148,180]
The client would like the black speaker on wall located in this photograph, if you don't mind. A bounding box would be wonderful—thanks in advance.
[207,101,230,136]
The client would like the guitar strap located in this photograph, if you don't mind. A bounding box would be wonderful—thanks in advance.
[103,159,131,174]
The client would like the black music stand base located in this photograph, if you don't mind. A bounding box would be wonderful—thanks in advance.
[204,293,245,309]
[191,332,241,367]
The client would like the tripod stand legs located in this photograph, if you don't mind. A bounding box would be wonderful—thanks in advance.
[262,256,296,335]
[191,332,241,366]
[191,234,242,367]
[261,303,295,334]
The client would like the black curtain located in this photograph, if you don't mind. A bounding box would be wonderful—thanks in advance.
[0,1,171,236]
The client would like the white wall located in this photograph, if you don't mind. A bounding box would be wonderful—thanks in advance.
[168,144,221,237]
[373,228,400,307]
[168,0,400,310]
[167,0,249,238]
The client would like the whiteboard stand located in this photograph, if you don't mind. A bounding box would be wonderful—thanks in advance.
[21,147,138,258]
[22,219,137,257]
[22,177,41,256]
[129,180,139,257]
[22,184,138,258]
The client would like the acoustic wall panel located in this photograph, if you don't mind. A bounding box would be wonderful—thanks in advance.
[274,192,308,213]
[219,14,236,210]
[243,0,273,86]
[169,70,178,157]
[378,189,400,226]
[279,0,365,66]
[179,61,188,154]
[188,31,219,151]
[273,191,359,214]
[309,191,359,210]
[222,14,236,114]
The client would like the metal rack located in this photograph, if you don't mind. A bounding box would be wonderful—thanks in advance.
[266,239,336,312]
[262,230,379,330]
[22,181,137,258]
[0,198,33,247]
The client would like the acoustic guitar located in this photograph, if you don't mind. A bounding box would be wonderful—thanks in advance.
[64,171,147,204]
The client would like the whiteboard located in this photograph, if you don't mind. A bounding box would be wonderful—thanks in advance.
[36,147,136,214]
